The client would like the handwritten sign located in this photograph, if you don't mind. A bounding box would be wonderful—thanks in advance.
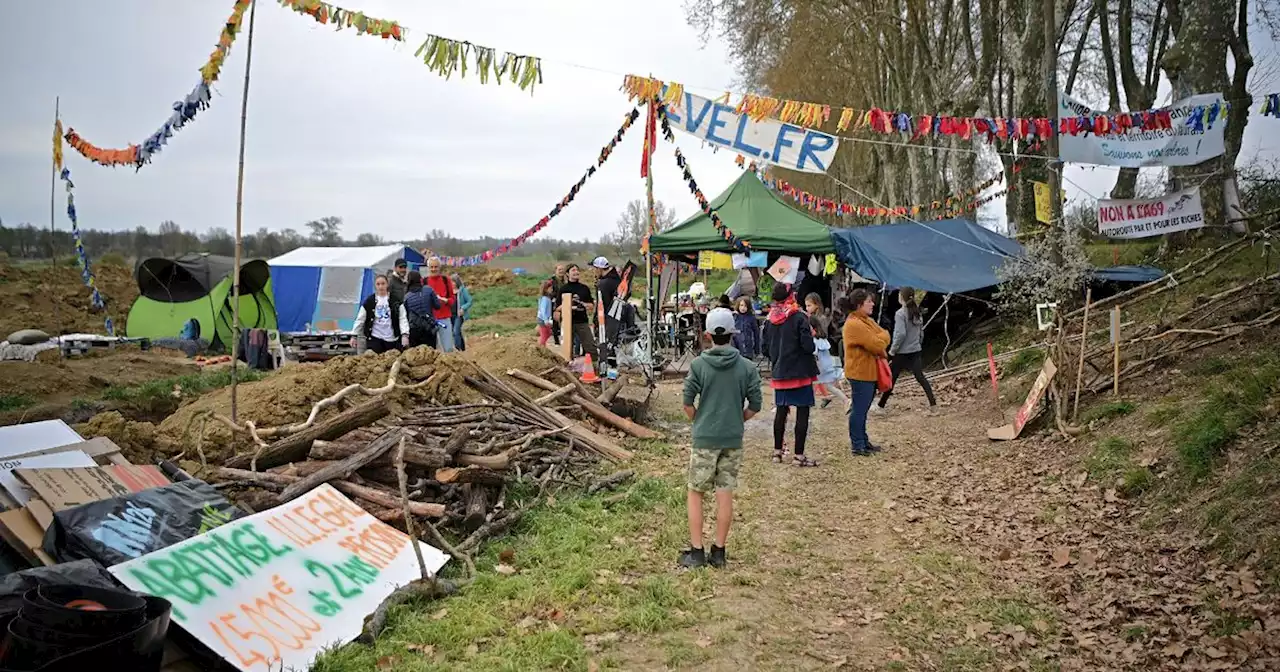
[109,484,448,672]
[663,90,839,174]
[988,357,1057,441]
[1097,187,1205,239]
[1058,91,1226,167]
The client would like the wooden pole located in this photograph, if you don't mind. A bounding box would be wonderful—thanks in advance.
[230,0,258,423]
[1071,287,1092,421]
[49,97,64,350]
[560,293,573,362]
[644,100,657,380]
[1112,306,1121,396]
[1042,0,1063,256]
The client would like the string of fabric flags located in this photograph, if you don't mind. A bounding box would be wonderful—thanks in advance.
[764,167,1006,218]
[432,107,641,267]
[650,100,753,252]
[623,75,1265,144]
[55,126,114,335]
[281,0,543,90]
[64,0,251,169]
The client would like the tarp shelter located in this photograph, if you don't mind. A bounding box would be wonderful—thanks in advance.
[268,245,425,332]
[127,254,276,351]
[649,172,835,255]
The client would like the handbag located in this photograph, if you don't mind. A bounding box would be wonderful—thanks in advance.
[876,357,894,392]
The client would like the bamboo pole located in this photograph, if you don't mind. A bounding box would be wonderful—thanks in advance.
[1112,307,1121,396]
[49,97,63,353]
[230,0,259,423]
[644,100,657,381]
[1071,287,1092,421]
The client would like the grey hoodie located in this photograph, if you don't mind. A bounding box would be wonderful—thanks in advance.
[890,307,924,356]
[682,346,763,450]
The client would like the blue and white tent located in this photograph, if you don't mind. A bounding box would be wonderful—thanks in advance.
[268,245,424,332]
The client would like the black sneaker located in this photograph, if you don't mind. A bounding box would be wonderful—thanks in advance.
[819,398,832,409]
[866,443,884,453]
[678,547,707,568]
[708,545,727,568]
[851,447,872,457]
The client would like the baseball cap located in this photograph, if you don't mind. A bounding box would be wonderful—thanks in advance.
[590,256,610,269]
[394,258,408,268]
[705,307,739,336]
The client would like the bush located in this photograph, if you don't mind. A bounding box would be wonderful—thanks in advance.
[996,224,1092,312]
[98,252,128,267]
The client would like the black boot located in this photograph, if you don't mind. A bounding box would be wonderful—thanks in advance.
[708,545,727,569]
[678,547,707,568]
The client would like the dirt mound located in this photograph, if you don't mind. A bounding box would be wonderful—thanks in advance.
[462,336,565,397]
[456,267,516,290]
[0,349,196,402]
[74,411,160,464]
[0,261,137,336]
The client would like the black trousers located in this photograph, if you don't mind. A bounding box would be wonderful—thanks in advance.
[572,322,599,364]
[368,337,402,354]
[878,351,937,407]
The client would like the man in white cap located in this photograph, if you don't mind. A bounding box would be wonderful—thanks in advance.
[591,256,621,345]
[679,307,762,569]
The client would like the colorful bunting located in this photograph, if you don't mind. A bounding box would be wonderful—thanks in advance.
[64,0,252,169]
[766,170,1006,218]
[673,147,752,252]
[53,119,63,173]
[59,166,113,334]
[277,0,404,40]
[432,107,641,267]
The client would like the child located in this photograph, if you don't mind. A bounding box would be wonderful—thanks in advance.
[731,296,759,358]
[681,308,763,569]
[810,314,849,409]
[536,279,555,347]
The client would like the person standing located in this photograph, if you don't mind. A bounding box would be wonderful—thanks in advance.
[876,287,938,413]
[731,297,759,358]
[550,263,567,346]
[679,308,763,569]
[556,264,599,366]
[451,273,472,352]
[761,284,820,467]
[843,288,891,456]
[403,271,441,349]
[388,258,410,305]
[424,256,457,353]
[592,256,621,345]
[351,275,409,354]
[536,279,556,347]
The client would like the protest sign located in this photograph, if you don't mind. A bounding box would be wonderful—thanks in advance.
[1058,91,1226,167]
[663,90,839,174]
[109,484,449,672]
[1097,187,1205,239]
[988,357,1058,440]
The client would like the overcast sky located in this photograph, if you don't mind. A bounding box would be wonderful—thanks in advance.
[1,1,1276,244]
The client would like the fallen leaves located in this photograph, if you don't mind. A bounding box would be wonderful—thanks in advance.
[1051,546,1073,568]
[494,563,518,576]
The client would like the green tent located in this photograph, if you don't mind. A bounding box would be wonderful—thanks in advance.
[649,171,835,254]
[126,254,277,351]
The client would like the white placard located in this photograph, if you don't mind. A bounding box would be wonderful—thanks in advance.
[767,255,800,284]
[110,484,449,672]
[0,450,97,505]
[1098,187,1205,239]
[1058,91,1226,167]
[663,90,839,174]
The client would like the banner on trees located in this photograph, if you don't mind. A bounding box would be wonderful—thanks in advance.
[1058,92,1226,167]
[663,90,839,174]
[109,484,449,672]
[1097,187,1205,239]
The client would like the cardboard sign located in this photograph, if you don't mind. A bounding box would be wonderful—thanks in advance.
[697,251,733,271]
[109,484,449,672]
[0,451,98,506]
[1098,187,1205,239]
[767,255,800,284]
[1058,91,1226,167]
[988,357,1058,440]
[16,465,136,510]
[663,89,839,174]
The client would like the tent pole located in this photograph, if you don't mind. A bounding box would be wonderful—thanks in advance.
[230,0,258,423]
[643,98,656,381]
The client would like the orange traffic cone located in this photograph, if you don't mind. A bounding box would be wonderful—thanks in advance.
[580,354,601,384]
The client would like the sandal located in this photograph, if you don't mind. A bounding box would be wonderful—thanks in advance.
[772,449,785,463]
[792,455,820,468]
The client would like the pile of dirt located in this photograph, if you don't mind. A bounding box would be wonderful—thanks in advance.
[0,261,137,336]
[461,336,565,395]
[0,349,196,402]
[457,267,517,291]
[73,411,159,464]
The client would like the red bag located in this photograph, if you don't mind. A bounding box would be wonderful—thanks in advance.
[876,357,894,393]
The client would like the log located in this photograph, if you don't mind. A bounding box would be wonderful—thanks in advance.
[534,383,578,406]
[461,484,488,532]
[309,439,451,470]
[464,371,631,461]
[507,369,660,440]
[442,426,470,457]
[279,428,407,502]
[227,398,389,470]
[434,466,507,486]
[215,467,445,517]
[597,377,626,405]
[455,449,515,470]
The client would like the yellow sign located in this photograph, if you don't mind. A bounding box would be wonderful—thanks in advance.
[697,251,733,270]
[1033,182,1051,223]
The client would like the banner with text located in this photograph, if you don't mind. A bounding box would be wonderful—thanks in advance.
[109,484,448,672]
[1098,187,1205,239]
[1058,91,1226,167]
[663,89,839,174]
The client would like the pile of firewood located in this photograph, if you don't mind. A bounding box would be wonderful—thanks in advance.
[204,364,653,553]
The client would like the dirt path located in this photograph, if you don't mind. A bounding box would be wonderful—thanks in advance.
[633,378,1280,671]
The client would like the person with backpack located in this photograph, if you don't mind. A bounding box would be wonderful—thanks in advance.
[350,275,409,354]
[761,283,821,468]
[424,256,458,353]
[403,271,441,349]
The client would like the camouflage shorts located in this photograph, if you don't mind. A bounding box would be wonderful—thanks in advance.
[687,447,744,493]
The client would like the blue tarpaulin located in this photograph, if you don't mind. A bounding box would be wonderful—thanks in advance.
[830,218,1164,294]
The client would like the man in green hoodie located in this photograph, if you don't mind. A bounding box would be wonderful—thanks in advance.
[680,307,763,569]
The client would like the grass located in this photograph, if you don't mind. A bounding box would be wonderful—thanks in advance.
[1199,451,1280,582]
[100,368,268,405]
[0,394,35,412]
[1002,348,1046,378]
[312,459,712,671]
[1085,437,1136,478]
[1171,357,1280,480]
[468,276,543,321]
[1079,400,1136,425]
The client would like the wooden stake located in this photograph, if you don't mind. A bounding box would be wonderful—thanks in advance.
[230,0,259,423]
[560,292,573,362]
[1071,287,1092,421]
[1112,306,1121,396]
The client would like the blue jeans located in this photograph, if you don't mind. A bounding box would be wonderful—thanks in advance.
[848,379,877,450]
[452,316,466,351]
[435,319,455,353]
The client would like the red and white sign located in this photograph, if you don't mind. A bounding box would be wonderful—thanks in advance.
[1097,187,1205,239]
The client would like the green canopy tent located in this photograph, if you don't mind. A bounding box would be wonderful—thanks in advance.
[126,254,277,351]
[648,171,835,255]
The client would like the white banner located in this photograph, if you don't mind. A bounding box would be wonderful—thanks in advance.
[664,90,839,174]
[110,484,448,672]
[1058,91,1226,167]
[1098,187,1205,239]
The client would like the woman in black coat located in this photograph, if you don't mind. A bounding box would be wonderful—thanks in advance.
[762,283,820,467]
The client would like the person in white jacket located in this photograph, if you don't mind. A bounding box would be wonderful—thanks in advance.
[350,275,410,354]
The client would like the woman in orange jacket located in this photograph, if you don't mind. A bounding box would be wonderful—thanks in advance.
[842,288,891,456]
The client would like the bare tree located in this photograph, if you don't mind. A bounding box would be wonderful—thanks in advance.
[305,216,343,245]
[612,199,676,251]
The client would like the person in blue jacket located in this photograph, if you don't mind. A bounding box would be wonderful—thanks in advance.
[451,273,473,352]
[731,297,759,358]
